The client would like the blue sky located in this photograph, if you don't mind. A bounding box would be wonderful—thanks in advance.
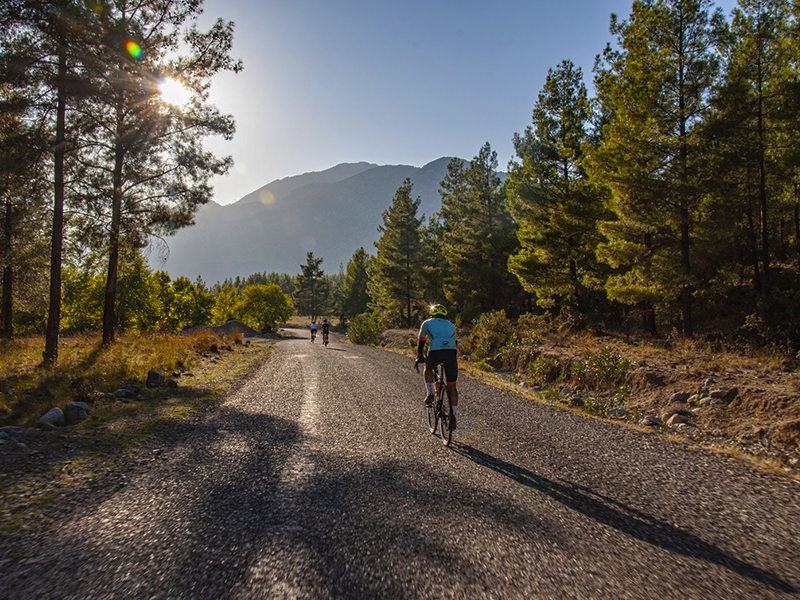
[198,0,740,205]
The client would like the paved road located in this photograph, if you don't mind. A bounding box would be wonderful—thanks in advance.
[2,329,799,599]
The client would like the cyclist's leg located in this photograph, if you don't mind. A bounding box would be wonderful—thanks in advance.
[422,352,438,403]
[442,350,459,406]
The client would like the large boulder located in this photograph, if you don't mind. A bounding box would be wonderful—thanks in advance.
[64,402,89,425]
[39,407,65,427]
[146,370,165,388]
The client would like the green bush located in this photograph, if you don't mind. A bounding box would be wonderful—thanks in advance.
[469,310,513,360]
[526,355,562,385]
[571,346,630,391]
[348,312,382,345]
[475,359,494,372]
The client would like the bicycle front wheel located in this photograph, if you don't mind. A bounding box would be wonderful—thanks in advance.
[439,386,453,446]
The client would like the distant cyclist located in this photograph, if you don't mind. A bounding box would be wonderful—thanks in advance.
[415,304,459,429]
[322,318,330,345]
[310,320,317,341]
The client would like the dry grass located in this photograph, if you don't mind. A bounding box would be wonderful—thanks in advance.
[0,331,234,427]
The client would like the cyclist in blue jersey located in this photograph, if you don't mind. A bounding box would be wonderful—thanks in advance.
[415,304,459,429]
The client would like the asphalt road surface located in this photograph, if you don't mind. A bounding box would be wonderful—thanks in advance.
[2,329,798,599]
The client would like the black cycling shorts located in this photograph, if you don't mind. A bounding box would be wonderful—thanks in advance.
[425,349,458,384]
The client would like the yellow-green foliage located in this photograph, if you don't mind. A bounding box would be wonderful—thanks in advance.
[469,310,513,360]
[349,312,382,345]
[570,346,631,391]
[526,354,561,385]
[0,332,209,426]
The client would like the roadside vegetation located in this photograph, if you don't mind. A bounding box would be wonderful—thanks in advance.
[0,329,251,427]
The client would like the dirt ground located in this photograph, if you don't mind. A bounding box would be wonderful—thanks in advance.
[378,328,800,477]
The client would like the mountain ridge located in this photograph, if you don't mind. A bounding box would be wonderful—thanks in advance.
[152,157,463,284]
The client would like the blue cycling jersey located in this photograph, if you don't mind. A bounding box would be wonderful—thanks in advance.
[418,317,457,351]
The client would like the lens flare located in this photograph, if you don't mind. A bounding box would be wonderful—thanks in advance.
[158,78,191,106]
[125,40,142,60]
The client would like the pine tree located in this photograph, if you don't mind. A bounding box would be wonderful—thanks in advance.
[439,143,520,319]
[67,1,241,344]
[294,252,329,319]
[507,60,609,314]
[587,0,721,337]
[340,247,372,321]
[369,179,425,327]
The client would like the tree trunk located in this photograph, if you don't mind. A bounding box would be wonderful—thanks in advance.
[44,45,67,366]
[757,60,771,296]
[0,192,12,339]
[677,23,693,339]
[747,199,762,293]
[102,90,125,345]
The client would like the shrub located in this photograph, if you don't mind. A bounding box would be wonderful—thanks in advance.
[188,329,222,354]
[475,359,493,372]
[571,346,631,391]
[516,312,551,338]
[526,355,562,385]
[469,310,513,360]
[348,312,382,345]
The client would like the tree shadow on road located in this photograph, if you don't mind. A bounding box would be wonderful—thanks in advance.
[451,443,797,594]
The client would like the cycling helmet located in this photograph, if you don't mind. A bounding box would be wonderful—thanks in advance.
[429,304,447,317]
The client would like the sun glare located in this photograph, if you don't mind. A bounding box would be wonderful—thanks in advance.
[158,78,191,106]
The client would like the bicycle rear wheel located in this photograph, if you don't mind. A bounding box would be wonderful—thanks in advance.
[439,385,453,446]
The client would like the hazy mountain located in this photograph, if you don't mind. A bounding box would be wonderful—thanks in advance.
[152,157,459,284]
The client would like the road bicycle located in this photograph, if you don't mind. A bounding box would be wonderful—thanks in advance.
[415,361,454,446]
[310,329,316,342]
[322,331,329,347]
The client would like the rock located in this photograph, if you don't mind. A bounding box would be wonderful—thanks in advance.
[147,370,165,388]
[124,383,141,395]
[39,407,65,427]
[670,392,690,403]
[569,396,584,408]
[136,394,144,401]
[0,432,7,440]
[64,402,89,425]
[114,389,132,399]
[609,407,629,419]
[13,440,28,450]
[699,397,721,407]
[641,415,662,427]
[687,394,700,405]
[726,387,739,400]
[704,377,715,387]
[166,379,178,389]
[172,371,181,378]
[709,389,729,399]
[0,426,25,437]
[532,385,543,392]
[666,413,687,426]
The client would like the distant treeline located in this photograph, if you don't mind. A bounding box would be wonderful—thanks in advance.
[3,0,800,357]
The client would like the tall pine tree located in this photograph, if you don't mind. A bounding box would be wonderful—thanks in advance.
[439,143,520,319]
[507,60,609,315]
[369,179,425,327]
[588,0,721,337]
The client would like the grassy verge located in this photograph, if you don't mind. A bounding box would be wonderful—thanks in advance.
[0,330,271,551]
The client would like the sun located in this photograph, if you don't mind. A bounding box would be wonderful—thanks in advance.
[158,78,192,106]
